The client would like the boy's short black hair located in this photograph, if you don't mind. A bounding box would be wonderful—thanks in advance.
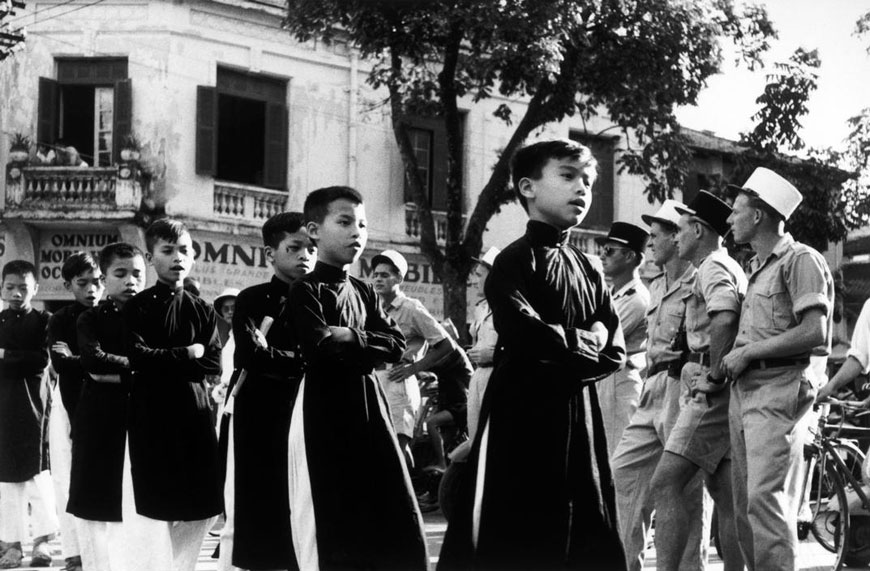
[262,212,306,249]
[303,186,364,225]
[510,139,596,211]
[145,218,190,252]
[99,243,144,274]
[2,260,38,282]
[61,252,100,282]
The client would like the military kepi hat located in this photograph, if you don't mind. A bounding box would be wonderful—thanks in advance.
[372,249,409,278]
[728,167,802,220]
[595,222,650,255]
[674,190,732,237]
[641,199,685,230]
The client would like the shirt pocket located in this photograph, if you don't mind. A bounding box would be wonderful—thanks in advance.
[757,285,793,331]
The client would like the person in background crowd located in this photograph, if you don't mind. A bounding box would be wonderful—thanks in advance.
[438,139,627,570]
[596,222,650,458]
[818,294,870,404]
[213,287,236,349]
[464,246,500,444]
[0,260,57,569]
[612,200,710,571]
[220,212,313,571]
[651,192,746,571]
[47,252,104,571]
[115,219,223,571]
[210,287,238,421]
[286,186,427,571]
[723,167,834,571]
[71,243,146,571]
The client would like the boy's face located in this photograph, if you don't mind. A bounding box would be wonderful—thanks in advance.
[104,255,147,304]
[372,263,402,297]
[308,199,367,267]
[148,233,194,286]
[65,269,104,308]
[266,229,316,282]
[519,156,596,230]
[1,272,38,311]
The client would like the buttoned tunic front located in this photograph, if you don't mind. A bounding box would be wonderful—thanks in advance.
[729,233,833,571]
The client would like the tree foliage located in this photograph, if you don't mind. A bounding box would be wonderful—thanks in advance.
[282,0,777,331]
[0,1,27,62]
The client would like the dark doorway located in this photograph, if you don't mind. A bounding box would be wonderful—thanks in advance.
[59,85,95,164]
[217,94,266,186]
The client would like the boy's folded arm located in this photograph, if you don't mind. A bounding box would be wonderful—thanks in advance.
[77,312,129,374]
[1,347,50,372]
[191,313,222,376]
[48,319,81,374]
[359,297,406,366]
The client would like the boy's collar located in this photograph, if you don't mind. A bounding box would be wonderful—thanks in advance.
[526,220,570,247]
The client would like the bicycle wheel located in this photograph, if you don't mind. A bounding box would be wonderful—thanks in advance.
[800,452,849,570]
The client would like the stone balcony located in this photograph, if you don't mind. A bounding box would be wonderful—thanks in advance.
[4,165,142,219]
[404,203,468,245]
[213,181,288,223]
[569,228,606,255]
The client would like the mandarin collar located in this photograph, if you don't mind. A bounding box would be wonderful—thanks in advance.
[313,261,348,282]
[270,275,292,299]
[526,220,570,248]
[154,280,184,298]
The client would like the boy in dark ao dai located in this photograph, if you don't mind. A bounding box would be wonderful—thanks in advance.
[219,212,314,571]
[47,252,104,571]
[117,220,222,571]
[286,186,427,570]
[0,260,57,569]
[439,140,627,571]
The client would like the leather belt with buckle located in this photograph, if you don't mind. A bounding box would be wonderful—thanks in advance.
[747,357,810,370]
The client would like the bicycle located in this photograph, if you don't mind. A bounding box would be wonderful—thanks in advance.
[798,398,870,569]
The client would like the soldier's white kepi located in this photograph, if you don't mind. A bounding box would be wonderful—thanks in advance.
[372,249,409,278]
[641,199,685,229]
[731,167,803,220]
[473,246,501,268]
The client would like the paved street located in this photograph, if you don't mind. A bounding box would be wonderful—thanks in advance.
[5,510,860,570]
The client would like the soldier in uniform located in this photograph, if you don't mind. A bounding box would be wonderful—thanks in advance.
[723,168,834,571]
[651,191,747,571]
[611,201,709,571]
[597,222,651,457]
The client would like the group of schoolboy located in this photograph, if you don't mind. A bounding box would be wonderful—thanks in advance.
[0,136,831,571]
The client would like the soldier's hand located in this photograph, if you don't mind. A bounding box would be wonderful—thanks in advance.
[815,383,835,404]
[691,371,727,395]
[722,347,751,380]
[468,346,494,366]
[387,363,415,383]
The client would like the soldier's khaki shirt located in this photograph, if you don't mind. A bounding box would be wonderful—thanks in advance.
[685,248,747,354]
[612,277,651,361]
[733,233,833,358]
[645,264,697,368]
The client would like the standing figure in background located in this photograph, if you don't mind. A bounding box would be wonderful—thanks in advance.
[596,222,650,458]
[0,260,57,569]
[287,186,427,571]
[438,139,627,570]
[47,252,105,571]
[724,168,834,571]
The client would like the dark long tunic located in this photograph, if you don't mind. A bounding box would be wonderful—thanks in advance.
[288,262,427,570]
[0,308,50,482]
[68,301,130,521]
[438,221,628,571]
[124,282,223,521]
[231,276,303,570]
[47,303,88,421]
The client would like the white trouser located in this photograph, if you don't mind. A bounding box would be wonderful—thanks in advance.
[218,415,245,571]
[48,384,82,559]
[78,520,111,571]
[106,441,216,571]
[0,472,59,542]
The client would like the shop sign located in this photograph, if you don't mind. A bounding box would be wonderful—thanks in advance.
[189,231,273,303]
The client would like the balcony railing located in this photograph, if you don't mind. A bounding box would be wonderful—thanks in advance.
[214,182,288,222]
[5,166,142,211]
[569,228,606,255]
[404,204,467,245]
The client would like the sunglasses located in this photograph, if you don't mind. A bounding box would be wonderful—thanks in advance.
[602,246,631,257]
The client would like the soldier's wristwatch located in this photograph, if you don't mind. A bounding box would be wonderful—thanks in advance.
[707,373,727,385]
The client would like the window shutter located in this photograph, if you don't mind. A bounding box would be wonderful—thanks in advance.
[196,86,217,176]
[263,101,288,190]
[113,78,133,164]
[37,77,58,152]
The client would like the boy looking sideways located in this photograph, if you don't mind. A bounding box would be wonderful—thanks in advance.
[439,139,627,570]
[220,212,314,571]
[0,260,57,569]
[118,219,223,571]
[69,243,146,571]
[48,252,104,571]
[287,186,427,571]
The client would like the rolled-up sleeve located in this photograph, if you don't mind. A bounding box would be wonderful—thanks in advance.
[788,250,832,318]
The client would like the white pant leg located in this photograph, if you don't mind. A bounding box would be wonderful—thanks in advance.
[27,471,59,539]
[106,441,174,571]
[0,482,28,542]
[171,517,217,571]
[288,379,318,571]
[49,387,80,558]
[78,520,111,571]
[218,416,245,571]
